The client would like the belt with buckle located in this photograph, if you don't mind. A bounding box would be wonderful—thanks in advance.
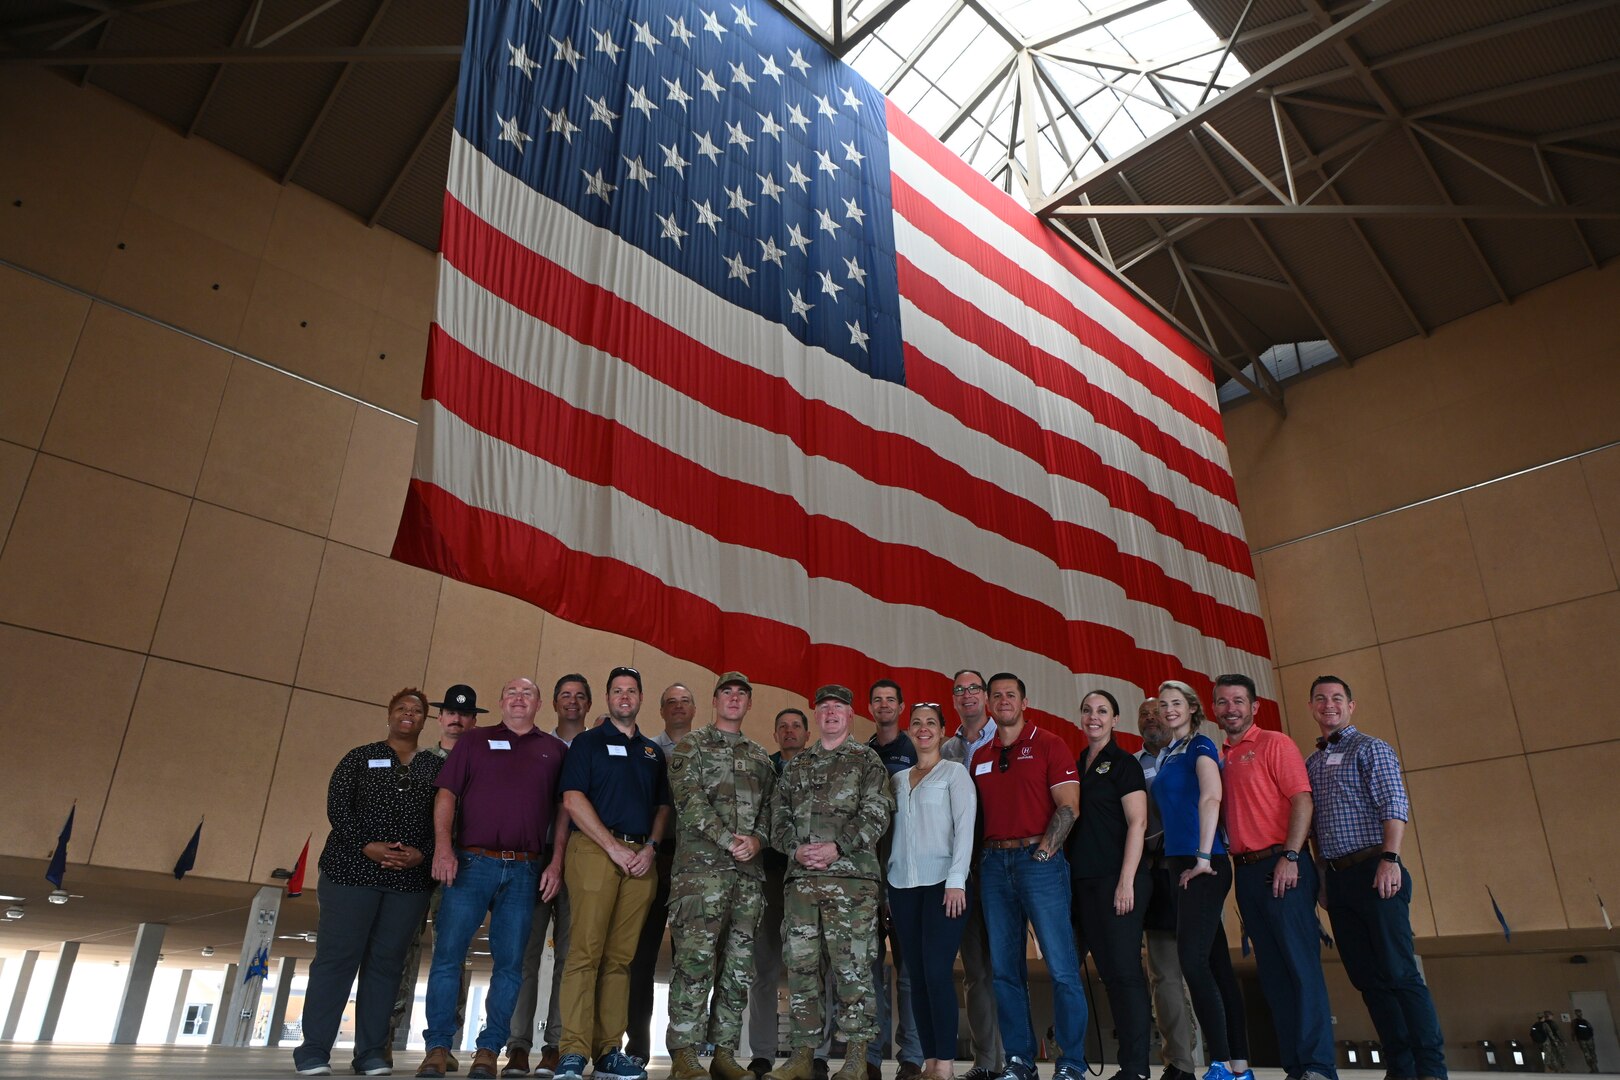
[1232,844,1285,866]
[610,831,650,845]
[461,846,539,862]
[984,835,1043,850]
[1327,844,1383,871]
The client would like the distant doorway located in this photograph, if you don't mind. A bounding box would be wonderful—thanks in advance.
[1569,991,1618,1073]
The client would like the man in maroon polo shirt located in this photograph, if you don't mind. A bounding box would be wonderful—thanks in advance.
[416,677,569,1080]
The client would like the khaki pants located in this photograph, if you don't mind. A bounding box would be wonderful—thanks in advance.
[560,833,657,1059]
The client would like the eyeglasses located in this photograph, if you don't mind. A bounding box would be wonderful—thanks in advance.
[997,745,1013,773]
[951,683,985,696]
[608,665,641,681]
[911,702,942,711]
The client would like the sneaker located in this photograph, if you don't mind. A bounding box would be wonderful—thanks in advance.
[355,1059,394,1076]
[536,1048,561,1079]
[556,1055,589,1080]
[965,1068,1002,1080]
[1159,1069,1195,1080]
[595,1051,650,1080]
[1052,1065,1087,1080]
[295,1064,333,1077]
[1202,1065,1241,1080]
[899,1065,925,1080]
[1001,1059,1038,1080]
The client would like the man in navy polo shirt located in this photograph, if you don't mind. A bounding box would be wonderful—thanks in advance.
[970,674,1087,1080]
[417,677,568,1080]
[555,666,673,1080]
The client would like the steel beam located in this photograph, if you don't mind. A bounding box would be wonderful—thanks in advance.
[0,44,461,65]
[1051,203,1620,218]
[369,82,457,227]
[280,0,395,185]
[1406,58,1620,121]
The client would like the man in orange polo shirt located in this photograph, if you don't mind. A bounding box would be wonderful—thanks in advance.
[1212,674,1335,1080]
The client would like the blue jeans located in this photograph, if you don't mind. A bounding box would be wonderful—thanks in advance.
[1235,857,1336,1079]
[424,852,540,1052]
[980,847,1088,1072]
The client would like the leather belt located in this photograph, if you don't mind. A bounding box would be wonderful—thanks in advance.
[610,831,650,845]
[1232,844,1285,866]
[461,846,539,862]
[984,835,1043,850]
[1327,844,1383,871]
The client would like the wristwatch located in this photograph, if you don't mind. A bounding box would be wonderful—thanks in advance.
[1379,851,1400,864]
[1282,849,1300,863]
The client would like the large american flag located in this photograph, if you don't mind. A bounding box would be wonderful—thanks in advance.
[391,0,1275,745]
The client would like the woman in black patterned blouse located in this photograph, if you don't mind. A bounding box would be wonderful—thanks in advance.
[294,688,445,1077]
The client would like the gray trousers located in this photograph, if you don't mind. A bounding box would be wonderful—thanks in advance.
[1144,928,1197,1072]
[508,882,572,1052]
[960,875,1004,1070]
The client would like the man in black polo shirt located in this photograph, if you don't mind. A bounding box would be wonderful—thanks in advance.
[555,666,673,1080]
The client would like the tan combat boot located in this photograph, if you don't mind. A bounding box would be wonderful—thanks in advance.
[711,1048,752,1080]
[767,1047,818,1080]
[832,1042,870,1080]
[668,1046,709,1080]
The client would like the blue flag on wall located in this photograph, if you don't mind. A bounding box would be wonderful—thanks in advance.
[45,805,74,889]
[173,820,202,880]
[1488,885,1512,941]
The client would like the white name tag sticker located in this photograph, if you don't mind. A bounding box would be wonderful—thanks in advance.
[607,744,628,757]
[367,758,390,768]
[974,761,992,776]
[489,740,511,750]
[1327,752,1344,765]
[1142,766,1158,780]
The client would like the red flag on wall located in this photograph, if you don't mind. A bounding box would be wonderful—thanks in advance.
[286,835,310,898]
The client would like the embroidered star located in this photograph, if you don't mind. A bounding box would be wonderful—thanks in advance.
[496,112,531,151]
[758,235,785,267]
[725,252,755,285]
[817,269,844,300]
[786,222,811,254]
[725,119,754,152]
[623,155,655,189]
[844,255,867,286]
[543,106,579,143]
[507,41,539,79]
[759,53,784,82]
[815,148,840,176]
[701,9,729,40]
[786,102,810,132]
[657,211,687,248]
[842,140,865,167]
[816,207,842,236]
[758,171,784,201]
[730,61,756,91]
[631,19,661,52]
[694,130,722,164]
[788,47,811,76]
[587,94,620,130]
[847,320,870,350]
[627,85,657,120]
[550,35,582,70]
[724,183,755,216]
[842,196,866,225]
[666,15,696,46]
[786,160,811,190]
[660,142,689,176]
[698,69,725,100]
[732,3,758,32]
[591,28,622,63]
[582,168,615,204]
[814,93,838,120]
[693,199,723,232]
[840,85,862,112]
[663,77,692,109]
[789,288,814,320]
[758,111,784,139]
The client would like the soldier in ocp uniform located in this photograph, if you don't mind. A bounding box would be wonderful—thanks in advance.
[766,685,895,1080]
[664,672,779,1080]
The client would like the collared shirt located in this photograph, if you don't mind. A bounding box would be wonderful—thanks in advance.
[869,730,917,775]
[888,760,977,889]
[1136,747,1167,849]
[1305,725,1410,859]
[771,737,893,882]
[654,729,681,759]
[1066,739,1147,879]
[319,741,443,892]
[435,723,567,854]
[1151,732,1226,857]
[559,720,673,838]
[941,720,996,765]
[668,724,775,880]
[1220,723,1311,853]
[969,722,1079,841]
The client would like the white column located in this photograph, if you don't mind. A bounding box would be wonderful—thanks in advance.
[210,965,238,1046]
[165,969,194,1044]
[1,950,39,1040]
[264,956,298,1047]
[111,921,168,1044]
[37,940,81,1042]
[221,885,282,1046]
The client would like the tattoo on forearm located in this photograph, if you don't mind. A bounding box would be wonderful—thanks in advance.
[1043,805,1076,849]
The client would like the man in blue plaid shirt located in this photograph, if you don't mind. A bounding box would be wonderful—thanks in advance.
[1304,675,1447,1080]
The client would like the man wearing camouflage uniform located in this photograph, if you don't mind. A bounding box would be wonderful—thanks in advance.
[767,685,895,1080]
[664,672,778,1080]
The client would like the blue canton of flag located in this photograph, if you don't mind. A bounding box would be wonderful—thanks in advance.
[457,0,904,382]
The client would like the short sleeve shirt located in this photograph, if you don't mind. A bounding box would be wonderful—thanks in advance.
[1221,723,1310,852]
[869,730,918,775]
[434,723,566,854]
[559,721,673,837]
[970,722,1079,841]
[1151,732,1226,857]
[1065,739,1147,879]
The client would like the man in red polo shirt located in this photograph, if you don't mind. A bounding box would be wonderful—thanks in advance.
[1213,674,1335,1080]
[969,673,1087,1080]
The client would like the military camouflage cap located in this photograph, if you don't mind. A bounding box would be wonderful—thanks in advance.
[813,684,853,706]
[714,670,753,694]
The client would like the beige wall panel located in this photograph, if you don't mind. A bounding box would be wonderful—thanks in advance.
[249,690,389,884]
[0,266,92,448]
[0,440,32,550]
[632,640,720,721]
[41,304,231,495]
[1558,342,1620,454]
[297,542,439,705]
[0,456,188,651]
[1525,261,1620,363]
[1424,951,1620,1054]
[1405,757,1564,936]
[359,315,428,419]
[96,205,260,346]
[1380,623,1521,772]
[1354,497,1490,643]
[423,577,544,707]
[1433,375,1583,495]
[327,406,418,556]
[261,185,393,309]
[1278,333,1439,445]
[1462,461,1615,617]
[1277,647,1400,761]
[1397,814,1438,938]
[1494,592,1620,753]
[0,72,151,290]
[1260,530,1377,667]
[1340,411,1465,523]
[1230,442,1351,551]
[149,503,326,684]
[1582,445,1620,578]
[235,263,376,396]
[130,126,279,258]
[536,617,636,711]
[1423,291,1552,399]
[196,359,356,535]
[0,625,145,862]
[378,231,439,329]
[1527,743,1620,930]
[94,659,289,880]
[744,684,813,747]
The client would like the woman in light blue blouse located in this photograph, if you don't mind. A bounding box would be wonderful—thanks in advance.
[887,703,978,1080]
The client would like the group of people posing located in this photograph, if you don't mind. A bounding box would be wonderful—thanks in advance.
[290,664,1449,1080]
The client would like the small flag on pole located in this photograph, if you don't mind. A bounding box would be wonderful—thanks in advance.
[1488,885,1512,941]
[45,805,74,889]
[244,945,269,983]
[1593,879,1612,931]
[286,835,310,898]
[173,819,203,880]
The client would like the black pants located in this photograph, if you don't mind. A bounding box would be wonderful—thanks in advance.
[625,846,673,1059]
[1169,855,1248,1064]
[888,881,969,1061]
[1072,871,1152,1077]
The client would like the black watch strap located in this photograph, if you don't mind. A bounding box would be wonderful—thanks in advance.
[1379,851,1400,863]
[1283,849,1300,862]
